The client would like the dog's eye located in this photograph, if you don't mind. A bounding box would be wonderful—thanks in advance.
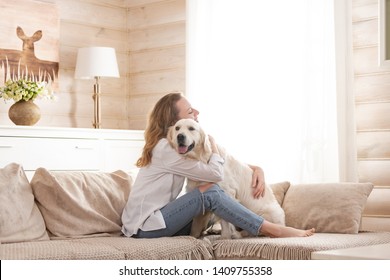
[175,126,180,131]
[188,126,195,131]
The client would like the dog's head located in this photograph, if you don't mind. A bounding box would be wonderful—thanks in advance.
[167,119,212,162]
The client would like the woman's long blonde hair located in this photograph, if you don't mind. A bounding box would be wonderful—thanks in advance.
[136,92,183,167]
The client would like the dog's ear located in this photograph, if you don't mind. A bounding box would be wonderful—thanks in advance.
[203,134,212,156]
[198,127,212,162]
[167,125,175,146]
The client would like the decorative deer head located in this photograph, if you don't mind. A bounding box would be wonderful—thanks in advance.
[0,26,59,83]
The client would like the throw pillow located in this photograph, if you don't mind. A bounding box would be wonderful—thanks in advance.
[282,182,374,234]
[30,168,133,238]
[0,163,49,243]
[269,181,290,206]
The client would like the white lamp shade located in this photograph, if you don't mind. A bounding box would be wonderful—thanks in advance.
[75,47,120,79]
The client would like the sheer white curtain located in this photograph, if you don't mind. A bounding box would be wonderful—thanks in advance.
[186,0,341,184]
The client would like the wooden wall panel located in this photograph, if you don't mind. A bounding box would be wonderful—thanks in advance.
[358,161,390,186]
[352,1,377,21]
[128,21,185,52]
[127,93,162,128]
[60,22,127,52]
[130,46,185,73]
[353,0,377,5]
[126,0,186,129]
[361,186,390,232]
[353,19,377,47]
[354,73,390,103]
[360,216,390,231]
[353,46,386,75]
[355,102,390,130]
[363,187,390,216]
[129,68,185,95]
[124,0,162,8]
[55,0,126,29]
[35,91,128,117]
[353,0,390,226]
[357,131,390,159]
[30,113,129,129]
[127,0,185,29]
[57,0,127,129]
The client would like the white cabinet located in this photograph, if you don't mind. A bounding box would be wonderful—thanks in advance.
[0,125,144,178]
[102,139,144,171]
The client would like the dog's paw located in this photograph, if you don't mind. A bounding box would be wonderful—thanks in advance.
[206,222,222,235]
[231,231,243,239]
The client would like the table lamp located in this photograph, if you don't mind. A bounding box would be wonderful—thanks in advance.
[74,47,120,128]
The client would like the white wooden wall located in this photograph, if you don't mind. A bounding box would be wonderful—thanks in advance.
[352,0,390,229]
[125,0,186,129]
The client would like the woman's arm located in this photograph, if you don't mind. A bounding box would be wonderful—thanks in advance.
[248,164,265,198]
[159,139,224,182]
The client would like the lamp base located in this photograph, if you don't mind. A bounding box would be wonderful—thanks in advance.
[93,77,101,129]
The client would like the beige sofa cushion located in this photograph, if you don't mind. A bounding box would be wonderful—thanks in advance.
[0,163,49,243]
[210,231,390,260]
[269,181,290,206]
[282,182,374,234]
[30,168,133,238]
[0,236,214,260]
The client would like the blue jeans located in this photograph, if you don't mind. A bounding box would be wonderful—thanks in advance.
[134,184,264,238]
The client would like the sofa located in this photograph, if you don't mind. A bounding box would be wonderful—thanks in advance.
[1,162,390,260]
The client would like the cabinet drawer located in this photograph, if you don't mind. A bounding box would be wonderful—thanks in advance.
[0,137,100,171]
[103,139,144,171]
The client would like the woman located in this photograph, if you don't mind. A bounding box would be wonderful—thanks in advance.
[121,92,315,238]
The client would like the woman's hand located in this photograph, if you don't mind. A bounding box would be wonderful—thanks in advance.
[249,165,265,198]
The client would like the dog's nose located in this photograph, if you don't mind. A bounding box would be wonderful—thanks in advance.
[177,133,185,143]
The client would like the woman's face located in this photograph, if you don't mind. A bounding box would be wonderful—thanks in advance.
[176,97,199,122]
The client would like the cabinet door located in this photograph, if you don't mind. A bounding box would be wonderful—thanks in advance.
[103,139,144,171]
[0,137,100,171]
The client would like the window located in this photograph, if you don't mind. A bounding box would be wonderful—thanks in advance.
[186,0,352,183]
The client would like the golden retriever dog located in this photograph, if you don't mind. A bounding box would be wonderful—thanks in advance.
[168,119,285,239]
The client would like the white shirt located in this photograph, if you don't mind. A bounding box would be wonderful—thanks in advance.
[121,138,224,236]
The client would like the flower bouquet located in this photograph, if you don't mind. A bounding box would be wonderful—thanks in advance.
[1,79,55,125]
[0,79,54,102]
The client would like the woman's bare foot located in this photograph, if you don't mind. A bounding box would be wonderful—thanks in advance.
[260,221,315,238]
[274,226,315,238]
